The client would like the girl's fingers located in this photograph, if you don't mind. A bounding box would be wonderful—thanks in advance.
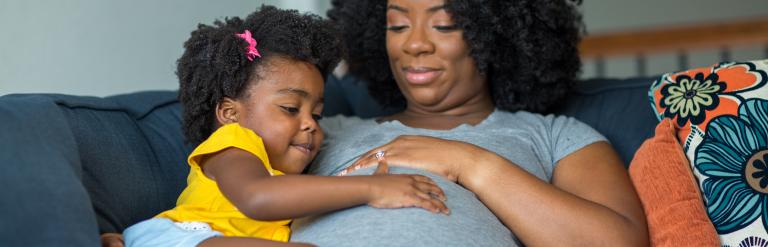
[373,160,389,174]
[412,197,438,213]
[431,198,450,214]
[415,181,446,201]
[411,175,437,186]
[414,195,450,214]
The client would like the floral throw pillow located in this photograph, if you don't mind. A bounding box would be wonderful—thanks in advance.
[649,59,768,246]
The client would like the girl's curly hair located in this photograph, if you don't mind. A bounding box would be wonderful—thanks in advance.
[328,0,583,112]
[178,5,343,144]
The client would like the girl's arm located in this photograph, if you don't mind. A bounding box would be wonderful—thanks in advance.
[202,147,448,221]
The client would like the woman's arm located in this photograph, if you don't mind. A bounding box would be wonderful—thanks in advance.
[204,148,448,221]
[344,136,648,246]
[466,141,648,246]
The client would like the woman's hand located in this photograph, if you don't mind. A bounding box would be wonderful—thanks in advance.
[365,159,449,214]
[341,135,496,188]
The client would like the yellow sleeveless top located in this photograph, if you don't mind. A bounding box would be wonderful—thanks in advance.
[156,123,291,242]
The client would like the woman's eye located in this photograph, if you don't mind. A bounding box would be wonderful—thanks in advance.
[312,114,323,121]
[386,25,407,32]
[434,25,459,32]
[280,106,299,114]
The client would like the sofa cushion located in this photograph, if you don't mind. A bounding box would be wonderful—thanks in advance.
[48,91,191,233]
[323,75,658,166]
[629,118,719,246]
[0,94,100,246]
[649,59,768,244]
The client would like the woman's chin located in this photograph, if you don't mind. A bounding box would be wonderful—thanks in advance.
[405,91,445,107]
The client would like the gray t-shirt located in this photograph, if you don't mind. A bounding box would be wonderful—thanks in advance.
[290,109,606,246]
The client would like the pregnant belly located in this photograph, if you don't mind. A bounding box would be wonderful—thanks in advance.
[290,167,518,247]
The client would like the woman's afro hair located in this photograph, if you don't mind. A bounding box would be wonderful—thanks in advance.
[178,5,343,144]
[328,0,583,112]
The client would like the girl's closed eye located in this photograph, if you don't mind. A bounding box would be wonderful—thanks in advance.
[280,105,300,115]
[312,114,323,121]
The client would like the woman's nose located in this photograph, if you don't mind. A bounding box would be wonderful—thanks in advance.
[403,26,435,56]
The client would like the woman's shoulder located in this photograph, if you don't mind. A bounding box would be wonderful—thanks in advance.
[492,109,581,127]
[492,109,602,138]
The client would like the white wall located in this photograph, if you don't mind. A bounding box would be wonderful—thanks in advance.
[0,0,327,96]
[1,0,766,96]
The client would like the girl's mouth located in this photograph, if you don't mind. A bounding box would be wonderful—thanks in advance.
[291,143,313,155]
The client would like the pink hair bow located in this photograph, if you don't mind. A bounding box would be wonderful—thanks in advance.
[235,30,261,61]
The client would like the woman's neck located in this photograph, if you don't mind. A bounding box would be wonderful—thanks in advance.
[384,94,495,130]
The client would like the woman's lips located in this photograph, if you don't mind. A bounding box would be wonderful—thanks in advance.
[404,67,442,85]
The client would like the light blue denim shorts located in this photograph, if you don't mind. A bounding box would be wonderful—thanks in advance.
[123,218,222,247]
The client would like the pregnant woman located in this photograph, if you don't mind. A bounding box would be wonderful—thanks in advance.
[289,0,648,246]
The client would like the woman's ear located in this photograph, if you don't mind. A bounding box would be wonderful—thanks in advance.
[215,97,240,125]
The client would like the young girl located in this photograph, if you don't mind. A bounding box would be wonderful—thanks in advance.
[121,6,448,247]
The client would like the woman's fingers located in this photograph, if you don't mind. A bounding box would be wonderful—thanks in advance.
[342,151,384,175]
[347,139,402,173]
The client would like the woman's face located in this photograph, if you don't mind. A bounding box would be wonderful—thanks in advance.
[385,0,487,111]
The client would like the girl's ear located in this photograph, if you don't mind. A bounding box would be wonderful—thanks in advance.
[215,97,240,126]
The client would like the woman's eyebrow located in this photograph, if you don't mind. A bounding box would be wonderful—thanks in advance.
[386,4,446,13]
[387,4,408,13]
[426,4,447,13]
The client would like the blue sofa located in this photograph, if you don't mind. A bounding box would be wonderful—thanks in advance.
[0,75,658,246]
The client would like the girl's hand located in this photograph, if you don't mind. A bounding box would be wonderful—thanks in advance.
[100,233,124,247]
[342,135,495,188]
[365,160,450,214]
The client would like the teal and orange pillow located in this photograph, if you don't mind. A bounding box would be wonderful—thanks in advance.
[649,59,768,245]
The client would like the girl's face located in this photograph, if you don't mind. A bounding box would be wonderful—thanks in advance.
[222,57,325,174]
[385,0,489,111]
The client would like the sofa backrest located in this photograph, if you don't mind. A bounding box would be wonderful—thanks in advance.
[3,92,194,234]
[555,77,659,165]
[0,94,101,245]
[324,75,658,166]
[1,91,193,243]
